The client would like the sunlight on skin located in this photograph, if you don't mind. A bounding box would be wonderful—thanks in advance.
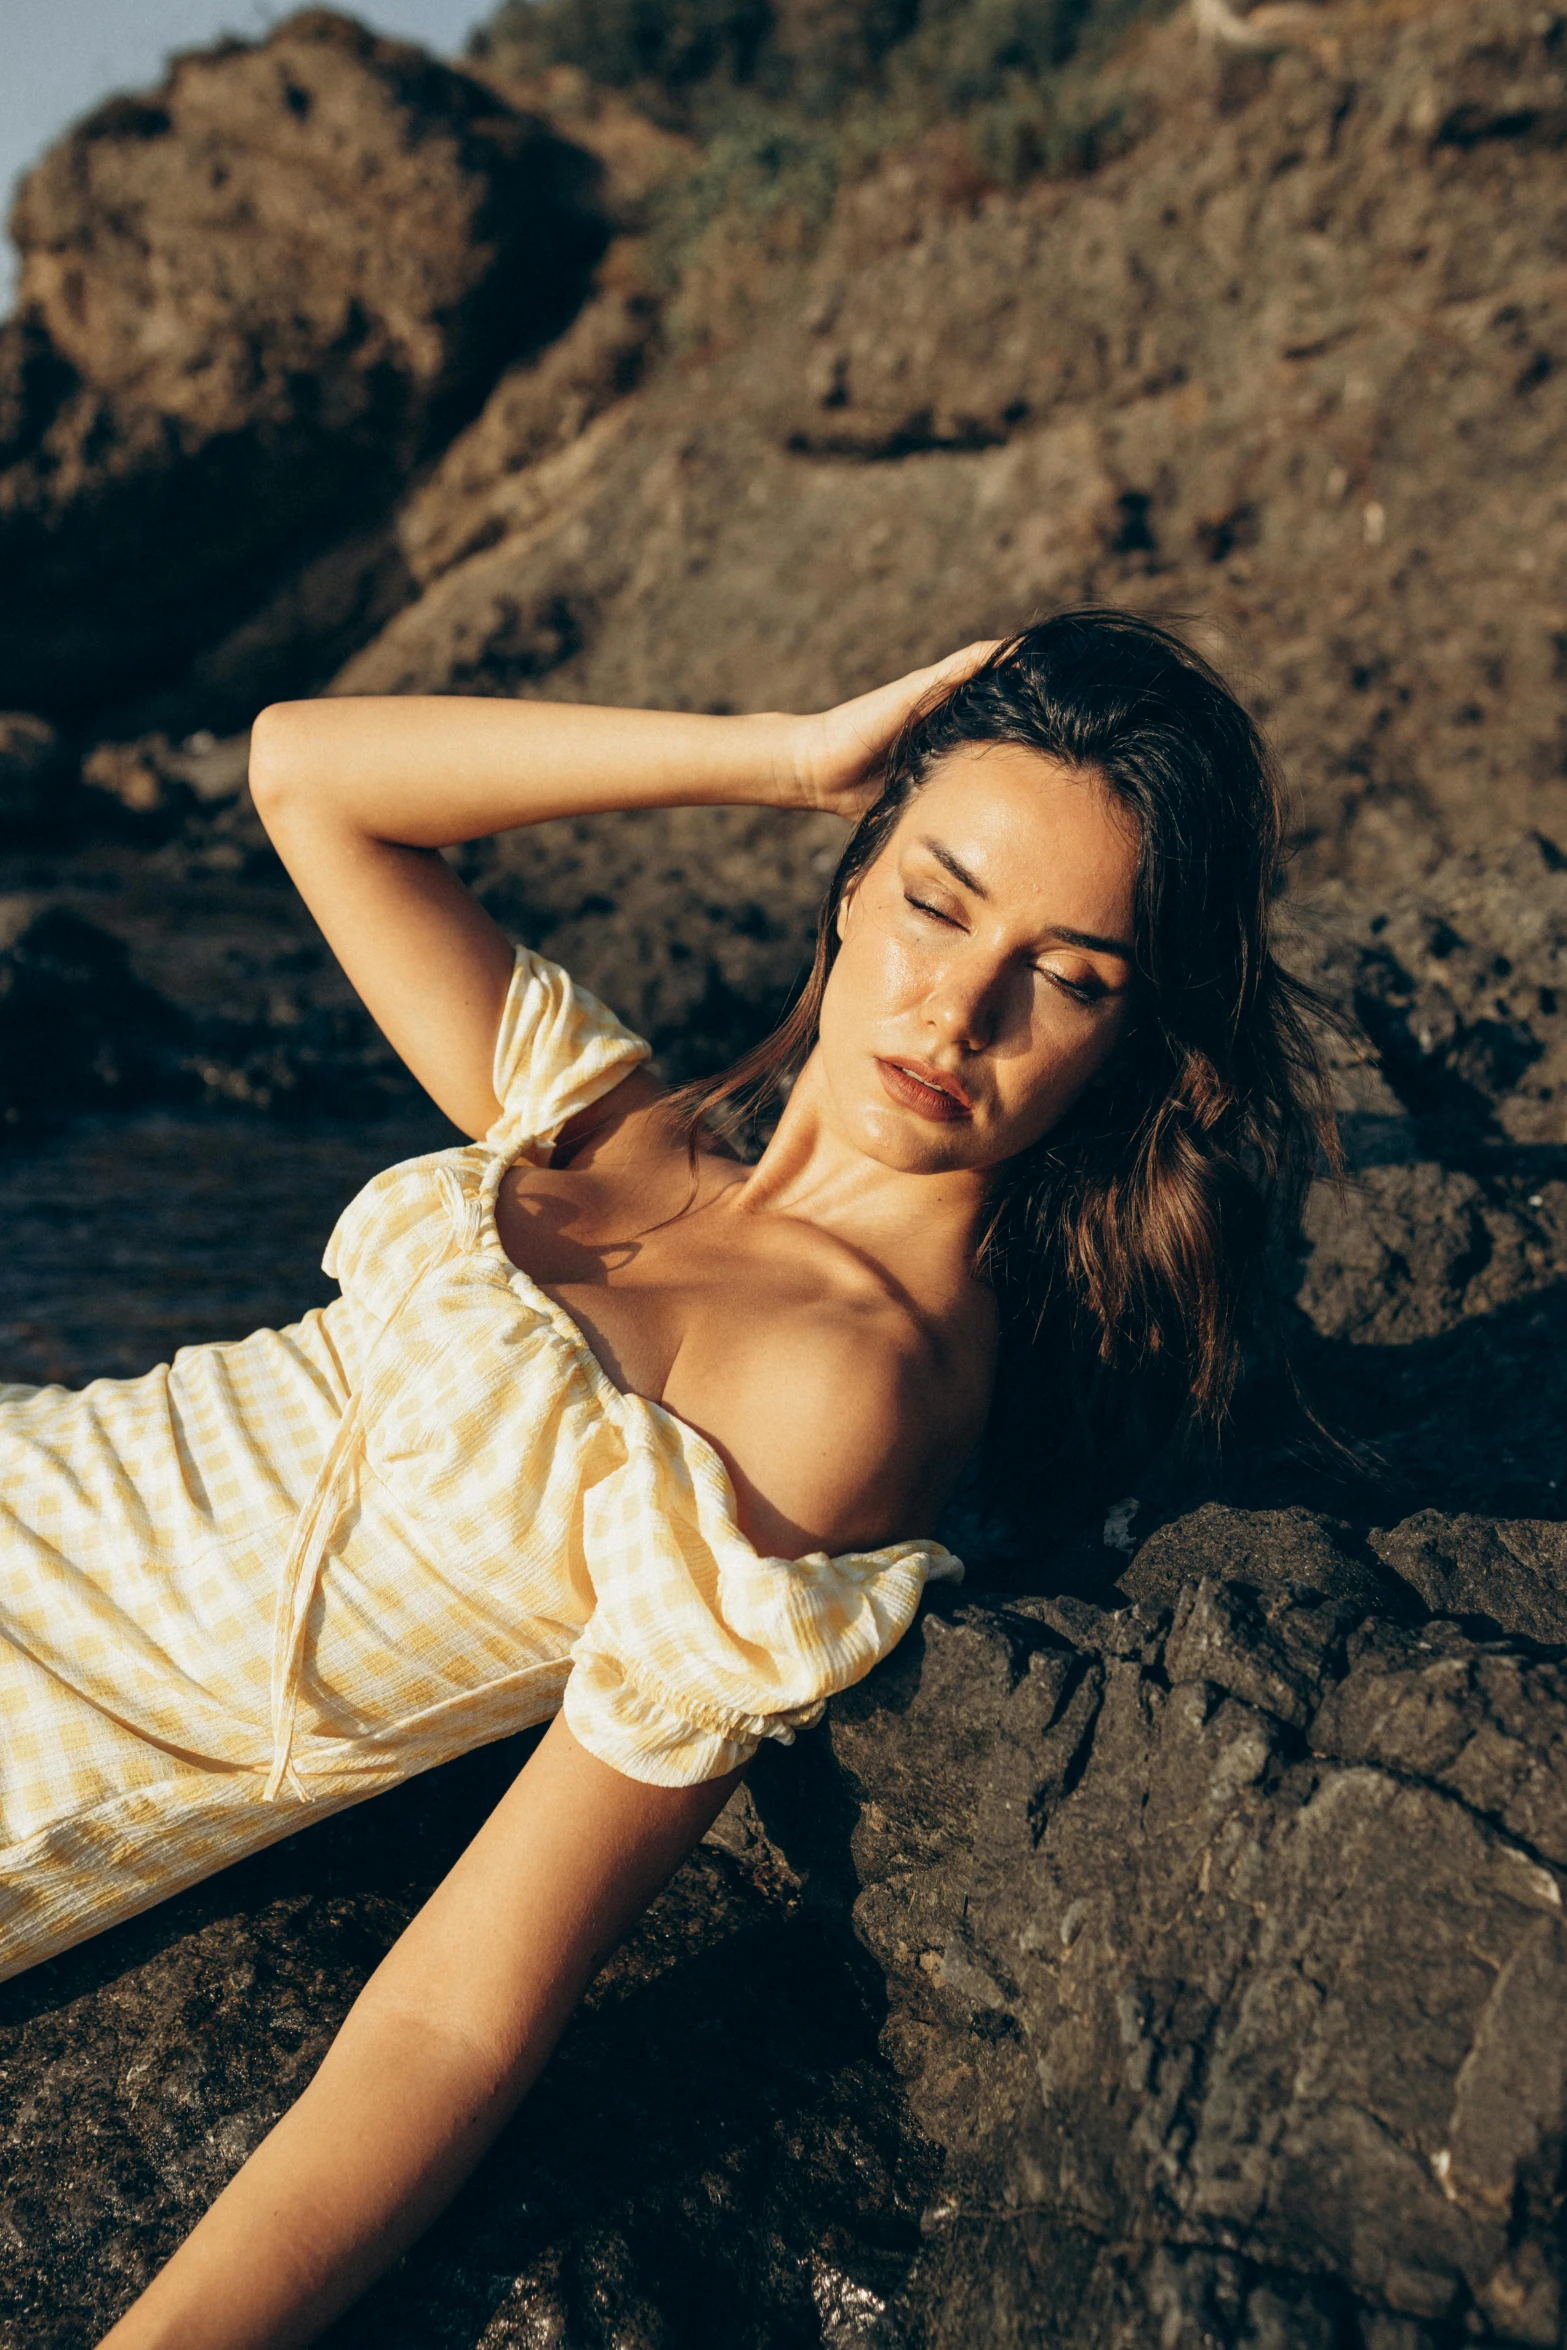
[818,744,1140,1177]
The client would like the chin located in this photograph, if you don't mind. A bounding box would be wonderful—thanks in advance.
[848,1097,988,1175]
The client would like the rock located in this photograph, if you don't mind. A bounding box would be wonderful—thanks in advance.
[1371,1514,1567,1646]
[80,732,250,824]
[0,10,608,718]
[749,1582,1567,2347]
[396,269,660,589]
[466,57,696,218]
[331,0,1567,892]
[1295,1161,1541,1348]
[465,797,850,1079]
[0,1736,933,2347]
[0,713,66,827]
[1309,841,1567,1152]
[0,907,177,1128]
[0,892,416,1131]
[3,0,1567,2338]
[1121,1501,1405,1616]
[81,739,181,820]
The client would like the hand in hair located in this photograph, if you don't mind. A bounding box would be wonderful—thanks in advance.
[787,640,1000,822]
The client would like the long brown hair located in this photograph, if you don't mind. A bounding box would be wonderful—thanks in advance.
[672,609,1336,1503]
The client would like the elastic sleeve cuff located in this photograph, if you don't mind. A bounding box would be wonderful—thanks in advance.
[563,1648,778,1787]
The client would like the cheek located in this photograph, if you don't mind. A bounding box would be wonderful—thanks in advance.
[833,892,926,1011]
[999,1005,1131,1144]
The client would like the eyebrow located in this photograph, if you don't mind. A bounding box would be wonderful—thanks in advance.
[918,835,1135,961]
[922,836,991,898]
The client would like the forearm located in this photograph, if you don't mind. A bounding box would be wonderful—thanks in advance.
[99,1720,739,2350]
[241,648,988,1135]
[249,695,802,849]
[99,2001,557,2350]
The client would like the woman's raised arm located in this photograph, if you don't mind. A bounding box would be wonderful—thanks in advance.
[248,654,993,1136]
[98,1717,741,2350]
[248,696,803,1136]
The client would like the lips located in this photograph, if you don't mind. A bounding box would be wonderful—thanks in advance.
[875,1057,973,1122]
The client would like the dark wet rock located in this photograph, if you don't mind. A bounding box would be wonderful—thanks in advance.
[0,894,417,1129]
[0,907,179,1130]
[0,10,608,720]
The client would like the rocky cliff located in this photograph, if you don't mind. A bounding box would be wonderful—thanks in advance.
[2,5,1566,2345]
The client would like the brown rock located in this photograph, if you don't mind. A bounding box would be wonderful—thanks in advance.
[1370,1514,1567,1643]
[337,0,1567,890]
[79,731,250,822]
[81,740,177,819]
[397,268,660,588]
[0,9,608,719]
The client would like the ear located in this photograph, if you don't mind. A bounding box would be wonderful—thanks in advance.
[835,886,857,943]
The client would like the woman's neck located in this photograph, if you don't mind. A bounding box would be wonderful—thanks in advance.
[724,1053,995,1299]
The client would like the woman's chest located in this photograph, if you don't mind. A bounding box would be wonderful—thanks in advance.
[492,1160,732,1403]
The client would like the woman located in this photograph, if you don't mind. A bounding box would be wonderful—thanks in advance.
[0,611,1325,2346]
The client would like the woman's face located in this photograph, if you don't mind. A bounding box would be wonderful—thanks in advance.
[816,743,1140,1176]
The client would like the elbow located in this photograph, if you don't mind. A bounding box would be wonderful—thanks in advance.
[247,700,314,831]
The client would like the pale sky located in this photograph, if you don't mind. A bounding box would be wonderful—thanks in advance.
[2,0,497,310]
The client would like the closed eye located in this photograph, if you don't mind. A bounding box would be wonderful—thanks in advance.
[1041,968,1108,1005]
[906,893,962,927]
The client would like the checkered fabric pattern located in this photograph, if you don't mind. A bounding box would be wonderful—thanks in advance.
[0,948,961,1981]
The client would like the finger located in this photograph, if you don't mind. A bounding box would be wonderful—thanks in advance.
[850,639,1001,728]
[924,638,1004,687]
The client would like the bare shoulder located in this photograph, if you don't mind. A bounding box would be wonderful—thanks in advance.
[666,1248,995,1559]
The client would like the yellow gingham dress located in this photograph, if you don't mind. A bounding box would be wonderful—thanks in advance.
[0,948,960,1981]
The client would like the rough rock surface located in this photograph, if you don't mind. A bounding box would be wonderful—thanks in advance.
[0,10,607,718]
[3,3,1567,2344]
[337,0,1567,889]
[751,1569,1567,2347]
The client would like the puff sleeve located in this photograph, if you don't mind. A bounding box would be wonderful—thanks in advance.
[485,946,652,1162]
[563,1409,963,1785]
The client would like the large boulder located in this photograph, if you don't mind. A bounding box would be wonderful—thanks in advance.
[0,10,607,720]
[752,1565,1567,2349]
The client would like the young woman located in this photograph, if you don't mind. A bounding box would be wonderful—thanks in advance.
[0,611,1326,2348]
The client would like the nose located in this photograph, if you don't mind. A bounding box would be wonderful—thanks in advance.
[926,944,1008,1054]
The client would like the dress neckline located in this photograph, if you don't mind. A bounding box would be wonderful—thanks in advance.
[459,1136,944,1571]
[470,1135,772,1542]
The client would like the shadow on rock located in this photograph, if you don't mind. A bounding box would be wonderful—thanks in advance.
[0,1736,935,2350]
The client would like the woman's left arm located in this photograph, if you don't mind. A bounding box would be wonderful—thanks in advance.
[98,1718,741,2350]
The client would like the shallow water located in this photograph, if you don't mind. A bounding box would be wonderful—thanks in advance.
[0,1106,459,1388]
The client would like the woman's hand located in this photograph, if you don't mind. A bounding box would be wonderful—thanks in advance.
[785,640,1002,821]
[247,653,1000,1140]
